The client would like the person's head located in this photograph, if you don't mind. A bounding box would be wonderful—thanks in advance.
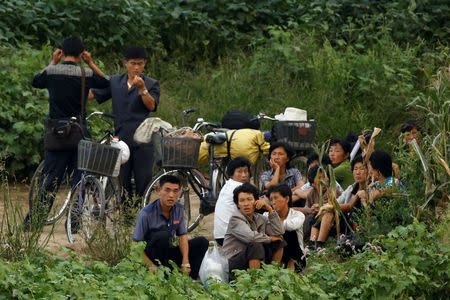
[401,120,420,144]
[158,175,182,208]
[306,153,319,170]
[351,155,367,185]
[226,157,251,183]
[268,184,292,212]
[233,183,259,217]
[123,46,148,77]
[62,36,84,57]
[307,165,329,191]
[329,138,351,166]
[269,142,295,169]
[368,150,392,181]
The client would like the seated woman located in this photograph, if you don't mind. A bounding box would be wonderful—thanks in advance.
[214,157,251,246]
[222,183,286,274]
[329,138,353,190]
[357,150,398,205]
[260,142,304,194]
[309,155,367,249]
[266,184,306,271]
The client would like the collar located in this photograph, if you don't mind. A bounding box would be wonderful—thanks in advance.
[61,61,78,66]
[268,168,296,178]
[156,199,173,218]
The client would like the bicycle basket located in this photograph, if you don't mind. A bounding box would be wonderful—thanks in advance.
[272,120,317,151]
[161,136,202,168]
[77,140,121,177]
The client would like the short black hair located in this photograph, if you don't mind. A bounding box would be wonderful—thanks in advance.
[351,155,364,171]
[159,174,181,188]
[321,153,332,166]
[233,183,259,207]
[62,36,84,57]
[329,138,351,155]
[308,165,320,185]
[306,153,319,168]
[226,157,251,178]
[269,142,295,168]
[268,184,292,207]
[400,119,420,133]
[123,46,148,60]
[369,150,392,178]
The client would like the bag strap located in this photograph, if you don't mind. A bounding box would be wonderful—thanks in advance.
[226,130,238,160]
[80,66,86,121]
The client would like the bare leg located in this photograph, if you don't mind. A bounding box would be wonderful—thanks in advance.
[287,259,295,270]
[249,259,261,269]
[310,227,319,241]
[271,247,284,264]
[317,212,334,242]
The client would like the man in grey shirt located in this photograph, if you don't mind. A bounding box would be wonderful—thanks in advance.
[222,183,286,273]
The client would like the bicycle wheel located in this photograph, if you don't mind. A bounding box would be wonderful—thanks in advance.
[66,175,104,243]
[211,166,227,200]
[142,169,208,232]
[28,161,72,225]
[252,155,270,191]
[102,176,123,230]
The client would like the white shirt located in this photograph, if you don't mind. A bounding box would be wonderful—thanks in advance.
[213,179,242,239]
[264,208,305,252]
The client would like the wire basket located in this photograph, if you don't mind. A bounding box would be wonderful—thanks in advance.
[161,136,202,169]
[78,140,121,177]
[272,120,317,151]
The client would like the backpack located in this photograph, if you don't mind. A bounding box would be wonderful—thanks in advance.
[221,110,260,130]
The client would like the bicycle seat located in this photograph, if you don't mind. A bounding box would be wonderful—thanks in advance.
[205,132,227,145]
[212,128,229,133]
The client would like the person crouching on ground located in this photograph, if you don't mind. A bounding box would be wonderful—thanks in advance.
[222,183,286,275]
[266,184,306,272]
[214,157,251,246]
[132,175,208,279]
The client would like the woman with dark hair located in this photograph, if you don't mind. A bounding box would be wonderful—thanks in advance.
[260,142,304,192]
[357,150,398,205]
[214,157,251,246]
[329,138,353,189]
[266,184,306,271]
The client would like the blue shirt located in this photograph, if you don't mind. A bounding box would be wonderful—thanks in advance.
[260,167,303,190]
[132,199,187,245]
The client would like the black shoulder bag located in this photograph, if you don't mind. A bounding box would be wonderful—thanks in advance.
[44,66,86,151]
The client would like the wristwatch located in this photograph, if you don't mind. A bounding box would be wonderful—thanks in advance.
[140,89,149,96]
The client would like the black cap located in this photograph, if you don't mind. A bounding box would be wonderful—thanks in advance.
[123,46,148,59]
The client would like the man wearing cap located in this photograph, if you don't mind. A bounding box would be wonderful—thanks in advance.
[26,36,109,226]
[92,46,160,205]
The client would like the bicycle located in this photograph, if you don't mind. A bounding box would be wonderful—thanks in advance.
[142,110,229,232]
[63,112,124,243]
[28,112,117,228]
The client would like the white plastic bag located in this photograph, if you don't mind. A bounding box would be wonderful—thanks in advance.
[199,244,229,286]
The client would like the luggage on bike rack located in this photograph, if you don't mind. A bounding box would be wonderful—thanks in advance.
[77,140,121,177]
[159,128,202,169]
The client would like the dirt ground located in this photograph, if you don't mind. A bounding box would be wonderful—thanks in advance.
[1,183,214,254]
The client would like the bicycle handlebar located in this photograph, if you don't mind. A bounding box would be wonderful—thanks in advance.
[182,108,197,116]
[86,111,115,120]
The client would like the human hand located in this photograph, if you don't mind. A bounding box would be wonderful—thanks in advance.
[270,235,282,242]
[181,262,191,274]
[269,158,280,170]
[131,75,146,90]
[81,51,93,65]
[311,203,320,214]
[51,49,63,65]
[255,198,271,211]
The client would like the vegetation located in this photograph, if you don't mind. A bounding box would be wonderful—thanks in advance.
[0,0,448,298]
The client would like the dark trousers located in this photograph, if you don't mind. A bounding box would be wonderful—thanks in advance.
[228,241,286,273]
[120,143,154,206]
[144,231,209,279]
[27,150,80,222]
[282,231,306,270]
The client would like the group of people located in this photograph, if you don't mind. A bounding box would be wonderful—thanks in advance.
[32,36,415,281]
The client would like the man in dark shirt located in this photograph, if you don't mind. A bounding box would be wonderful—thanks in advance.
[133,175,208,279]
[26,37,109,225]
[92,46,160,205]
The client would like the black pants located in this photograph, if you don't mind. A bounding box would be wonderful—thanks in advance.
[144,231,209,279]
[26,150,80,223]
[282,231,306,270]
[228,240,286,273]
[120,143,154,206]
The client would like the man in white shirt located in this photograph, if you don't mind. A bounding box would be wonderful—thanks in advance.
[213,157,251,245]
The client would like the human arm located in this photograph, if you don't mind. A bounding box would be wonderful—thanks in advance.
[178,234,191,274]
[81,51,106,78]
[227,216,271,244]
[32,49,63,88]
[131,76,159,111]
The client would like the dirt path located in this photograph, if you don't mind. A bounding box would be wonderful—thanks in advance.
[1,183,214,254]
